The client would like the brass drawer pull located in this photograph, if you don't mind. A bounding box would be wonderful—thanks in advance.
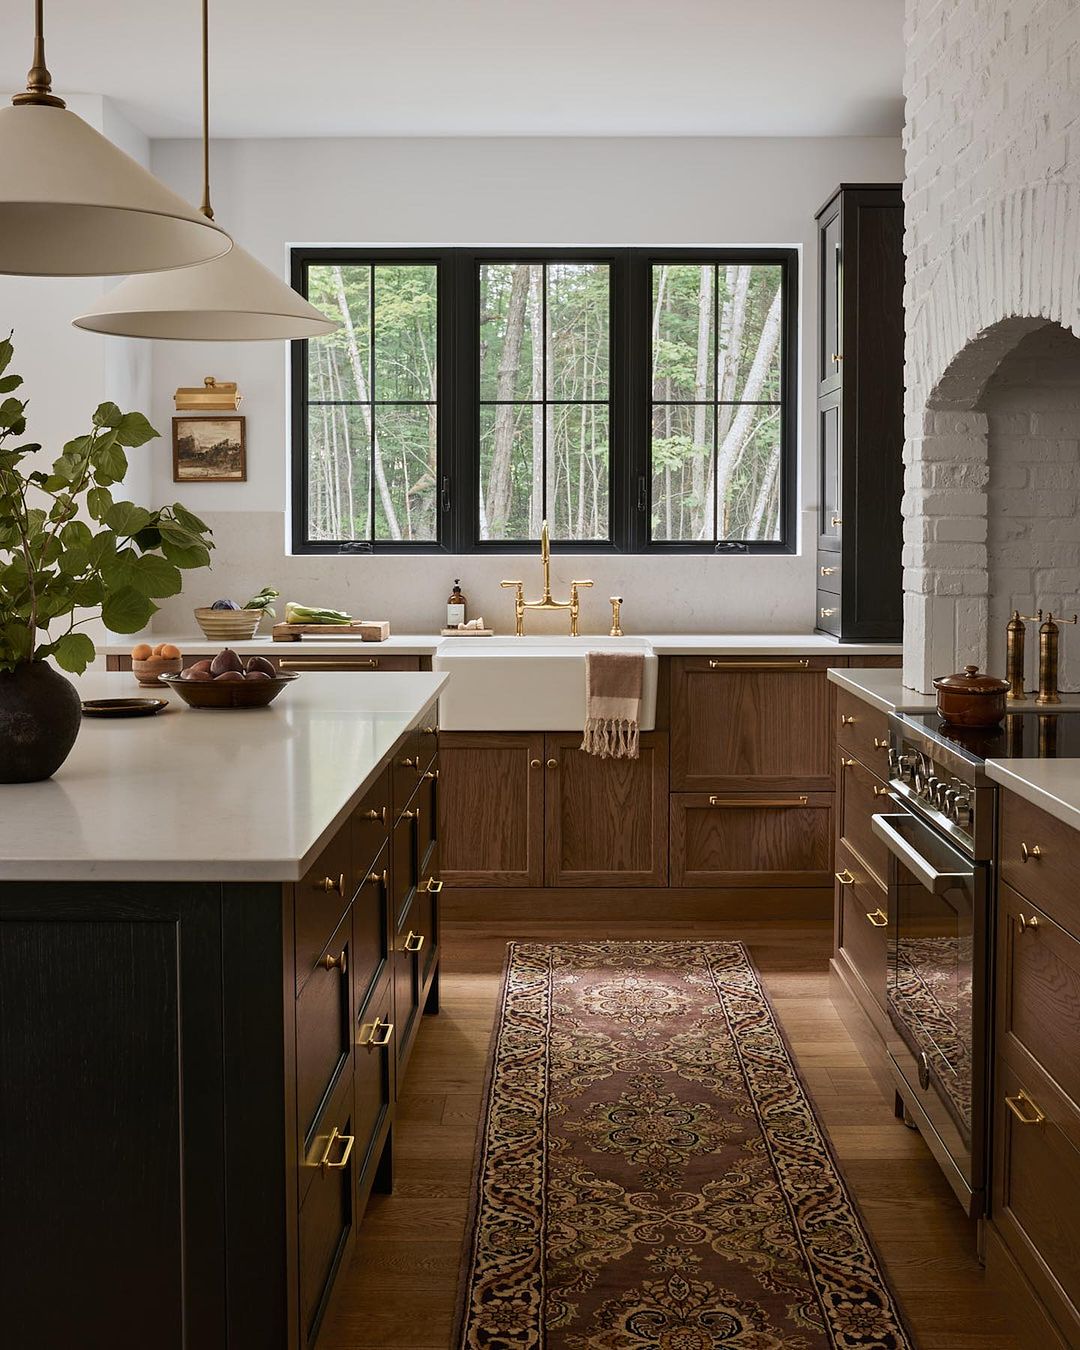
[1020,841,1042,863]
[840,714,856,725]
[708,658,810,671]
[830,515,842,527]
[362,806,388,823]
[820,607,838,618]
[403,930,425,953]
[321,948,347,974]
[358,1016,394,1048]
[866,908,888,927]
[279,658,377,671]
[425,877,443,894]
[831,352,843,363]
[1004,1091,1046,1125]
[366,868,387,888]
[423,769,438,781]
[530,758,542,769]
[708,795,809,808]
[400,756,417,768]
[872,785,889,797]
[841,757,856,768]
[820,565,838,576]
[420,725,437,735]
[835,870,855,886]
[402,809,417,819]
[319,873,345,897]
[318,1126,355,1173]
[1017,911,1040,932]
[873,737,889,750]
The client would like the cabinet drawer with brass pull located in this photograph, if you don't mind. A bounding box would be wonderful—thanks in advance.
[354,766,390,885]
[392,727,423,819]
[297,909,353,1148]
[1000,788,1079,931]
[838,753,889,888]
[296,826,353,995]
[299,1070,356,1340]
[354,978,394,1214]
[818,557,841,595]
[670,792,833,888]
[353,847,390,1012]
[835,688,891,773]
[834,843,887,1016]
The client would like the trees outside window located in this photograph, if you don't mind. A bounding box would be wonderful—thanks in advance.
[291,248,795,554]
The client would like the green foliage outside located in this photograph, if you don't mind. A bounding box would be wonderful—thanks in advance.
[0,334,214,675]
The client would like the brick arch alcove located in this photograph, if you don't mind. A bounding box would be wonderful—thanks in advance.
[903,314,1080,692]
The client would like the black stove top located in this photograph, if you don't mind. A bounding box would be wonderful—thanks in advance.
[898,710,1080,766]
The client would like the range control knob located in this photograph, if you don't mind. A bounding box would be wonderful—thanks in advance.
[953,796,973,828]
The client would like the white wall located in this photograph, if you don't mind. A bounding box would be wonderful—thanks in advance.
[136,136,904,632]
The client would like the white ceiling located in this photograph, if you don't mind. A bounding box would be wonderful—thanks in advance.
[2,0,904,139]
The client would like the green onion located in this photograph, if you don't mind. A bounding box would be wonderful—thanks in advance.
[285,601,352,625]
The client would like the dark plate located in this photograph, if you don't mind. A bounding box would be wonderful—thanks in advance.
[81,698,169,718]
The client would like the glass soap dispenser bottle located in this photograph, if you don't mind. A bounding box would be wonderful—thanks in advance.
[447,580,467,628]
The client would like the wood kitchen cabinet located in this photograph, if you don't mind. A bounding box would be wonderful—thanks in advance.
[439,731,668,888]
[670,656,836,792]
[670,791,833,887]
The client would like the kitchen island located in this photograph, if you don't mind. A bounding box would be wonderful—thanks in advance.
[0,671,446,1350]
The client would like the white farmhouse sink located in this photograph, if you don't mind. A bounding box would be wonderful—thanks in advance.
[434,636,658,731]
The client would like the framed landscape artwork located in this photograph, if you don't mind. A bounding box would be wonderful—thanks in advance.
[172,415,247,482]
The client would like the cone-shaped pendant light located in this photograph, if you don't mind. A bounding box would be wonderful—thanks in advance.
[73,0,337,340]
[0,1,231,276]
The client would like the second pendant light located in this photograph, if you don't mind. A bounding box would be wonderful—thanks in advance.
[73,0,337,341]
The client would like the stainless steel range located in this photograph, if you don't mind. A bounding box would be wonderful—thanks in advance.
[876,708,1080,1216]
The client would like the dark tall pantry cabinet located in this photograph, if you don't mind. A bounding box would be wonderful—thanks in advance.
[815,184,905,642]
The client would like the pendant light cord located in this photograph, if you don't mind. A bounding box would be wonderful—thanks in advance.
[199,0,214,220]
[13,0,65,107]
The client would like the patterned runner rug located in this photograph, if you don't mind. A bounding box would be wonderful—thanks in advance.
[456,940,914,1349]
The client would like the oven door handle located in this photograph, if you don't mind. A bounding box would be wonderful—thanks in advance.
[871,813,971,895]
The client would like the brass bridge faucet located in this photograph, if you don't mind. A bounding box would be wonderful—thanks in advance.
[501,520,593,636]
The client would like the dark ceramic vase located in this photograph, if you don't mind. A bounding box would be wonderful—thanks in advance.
[0,661,82,782]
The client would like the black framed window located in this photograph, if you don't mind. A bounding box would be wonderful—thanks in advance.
[291,247,796,554]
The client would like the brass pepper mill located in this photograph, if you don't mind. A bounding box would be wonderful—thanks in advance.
[1005,610,1029,701]
[1035,611,1078,706]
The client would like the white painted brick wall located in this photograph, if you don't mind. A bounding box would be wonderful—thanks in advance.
[902,0,1080,691]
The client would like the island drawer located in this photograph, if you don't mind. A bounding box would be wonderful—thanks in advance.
[999,791,1080,934]
[297,908,353,1148]
[353,845,390,1014]
[392,727,423,819]
[296,828,354,996]
[354,973,394,1198]
[353,768,390,881]
[411,860,441,989]
[838,752,890,888]
[418,717,439,774]
[417,762,438,876]
[299,1067,356,1347]
[392,800,420,928]
[670,792,834,887]
[836,688,891,773]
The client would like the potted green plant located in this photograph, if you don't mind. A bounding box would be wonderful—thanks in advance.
[0,333,214,782]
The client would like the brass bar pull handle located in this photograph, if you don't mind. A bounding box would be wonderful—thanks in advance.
[840,714,856,725]
[279,658,378,671]
[358,1016,395,1048]
[866,908,888,927]
[708,658,811,671]
[318,1126,355,1173]
[366,868,387,888]
[836,870,855,886]
[425,877,443,894]
[321,948,347,974]
[820,565,838,576]
[319,873,345,897]
[708,795,810,808]
[403,930,425,953]
[1018,912,1040,932]
[362,806,388,823]
[1020,842,1042,863]
[1004,1091,1046,1125]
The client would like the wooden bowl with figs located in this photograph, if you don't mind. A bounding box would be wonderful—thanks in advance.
[160,649,298,709]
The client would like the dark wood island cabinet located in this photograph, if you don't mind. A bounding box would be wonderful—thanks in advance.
[0,674,443,1350]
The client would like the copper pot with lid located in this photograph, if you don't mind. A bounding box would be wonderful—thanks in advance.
[933,664,1010,728]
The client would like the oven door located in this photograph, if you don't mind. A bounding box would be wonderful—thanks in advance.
[872,806,987,1213]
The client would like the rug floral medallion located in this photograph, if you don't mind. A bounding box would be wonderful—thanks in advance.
[456,940,913,1350]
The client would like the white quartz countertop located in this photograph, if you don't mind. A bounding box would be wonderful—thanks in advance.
[985,760,1080,833]
[828,665,1080,716]
[0,671,446,884]
[99,632,904,658]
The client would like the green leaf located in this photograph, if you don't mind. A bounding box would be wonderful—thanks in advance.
[171,502,210,535]
[92,440,128,485]
[126,553,182,598]
[133,526,162,551]
[58,546,89,577]
[0,397,26,430]
[86,530,118,568]
[49,632,96,675]
[86,485,113,522]
[101,585,156,633]
[60,520,93,552]
[72,575,104,608]
[101,547,140,592]
[0,375,23,394]
[161,536,212,570]
[115,411,158,448]
[0,621,33,667]
[104,501,152,538]
[92,402,123,429]
[0,336,12,377]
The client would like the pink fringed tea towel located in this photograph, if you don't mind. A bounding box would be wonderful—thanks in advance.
[581,649,643,759]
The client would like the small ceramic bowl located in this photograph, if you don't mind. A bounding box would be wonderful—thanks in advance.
[193,607,263,641]
[160,670,299,709]
[131,655,184,687]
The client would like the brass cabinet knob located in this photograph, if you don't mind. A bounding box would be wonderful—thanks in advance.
[403,930,425,953]
[423,769,438,781]
[835,870,855,886]
[840,757,856,768]
[546,758,558,769]
[1017,911,1040,932]
[1004,1090,1046,1125]
[830,515,842,528]
[319,873,345,897]
[1020,841,1042,863]
[820,607,838,618]
[873,737,889,750]
[840,714,855,725]
[872,785,888,797]
[831,352,844,362]
[321,948,347,974]
[402,809,417,819]
[358,1017,394,1048]
[530,758,542,769]
[317,1125,355,1173]
[362,807,387,823]
[420,725,437,735]
[820,565,837,576]
[367,869,387,888]
[400,757,417,768]
[866,908,888,927]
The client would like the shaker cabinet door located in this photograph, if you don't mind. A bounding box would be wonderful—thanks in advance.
[437,733,545,887]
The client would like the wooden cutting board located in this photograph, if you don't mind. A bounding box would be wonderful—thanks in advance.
[271,620,390,642]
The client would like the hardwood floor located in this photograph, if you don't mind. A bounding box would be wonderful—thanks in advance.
[318,917,1025,1350]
